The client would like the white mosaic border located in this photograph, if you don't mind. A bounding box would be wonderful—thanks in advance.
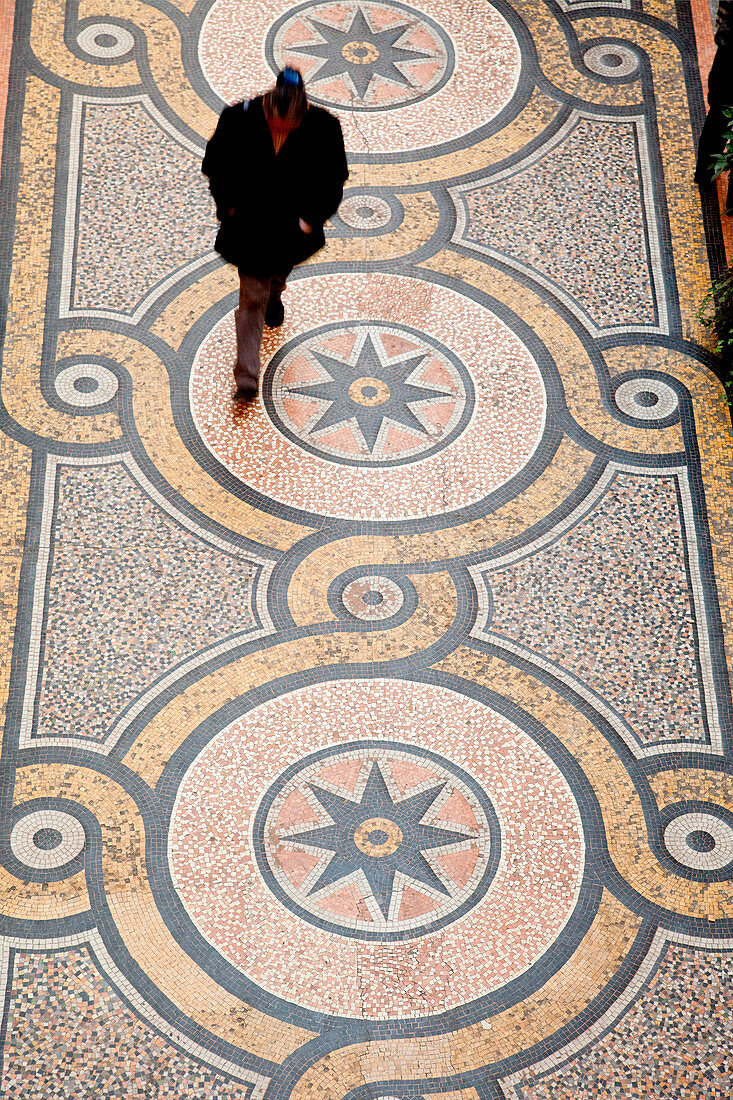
[59,93,213,325]
[468,462,724,759]
[556,0,631,8]
[498,928,733,1098]
[449,108,669,338]
[0,931,269,1095]
[18,453,276,754]
[10,809,85,870]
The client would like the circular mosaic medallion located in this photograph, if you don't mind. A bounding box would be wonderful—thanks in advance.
[168,678,586,1020]
[613,376,679,423]
[664,809,733,873]
[198,0,521,155]
[253,741,499,939]
[341,574,405,620]
[55,362,119,408]
[10,809,85,871]
[190,272,547,521]
[268,1,452,111]
[583,43,640,79]
[263,323,472,466]
[77,21,135,59]
[337,193,394,231]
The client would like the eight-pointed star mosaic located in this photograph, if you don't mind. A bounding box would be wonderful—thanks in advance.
[285,4,436,101]
[287,760,473,919]
[286,330,453,455]
[3,0,733,1092]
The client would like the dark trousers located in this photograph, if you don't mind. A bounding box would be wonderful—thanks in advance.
[234,269,289,391]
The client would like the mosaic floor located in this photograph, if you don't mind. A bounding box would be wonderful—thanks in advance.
[2,0,733,1096]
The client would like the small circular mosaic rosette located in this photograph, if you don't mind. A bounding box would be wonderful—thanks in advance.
[168,678,585,1021]
[341,574,405,620]
[198,0,521,155]
[190,273,547,521]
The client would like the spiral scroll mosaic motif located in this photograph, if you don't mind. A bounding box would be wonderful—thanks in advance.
[1,0,733,1096]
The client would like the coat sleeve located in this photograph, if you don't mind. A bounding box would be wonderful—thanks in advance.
[202,106,240,221]
[300,114,349,227]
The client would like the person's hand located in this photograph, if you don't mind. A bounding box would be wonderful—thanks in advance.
[299,217,312,234]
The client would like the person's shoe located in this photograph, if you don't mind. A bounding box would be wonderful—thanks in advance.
[265,299,285,328]
[233,385,257,401]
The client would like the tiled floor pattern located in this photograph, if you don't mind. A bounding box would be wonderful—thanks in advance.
[1,0,733,1097]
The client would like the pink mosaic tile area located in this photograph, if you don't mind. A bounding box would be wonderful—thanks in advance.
[262,745,493,934]
[271,1,451,110]
[189,272,547,520]
[168,678,585,1020]
[198,0,521,154]
[341,574,404,619]
[4,0,733,1093]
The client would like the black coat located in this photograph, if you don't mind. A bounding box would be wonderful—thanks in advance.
[202,97,349,277]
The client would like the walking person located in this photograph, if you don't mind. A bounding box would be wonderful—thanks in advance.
[202,67,349,399]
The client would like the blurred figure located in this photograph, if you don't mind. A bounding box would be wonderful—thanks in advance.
[203,67,348,399]
[695,1,733,212]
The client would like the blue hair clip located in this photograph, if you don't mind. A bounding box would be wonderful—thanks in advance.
[282,67,300,86]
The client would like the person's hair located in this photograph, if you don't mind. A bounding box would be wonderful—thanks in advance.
[263,67,307,123]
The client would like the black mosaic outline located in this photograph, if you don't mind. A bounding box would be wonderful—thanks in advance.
[251,738,503,941]
[260,318,475,468]
[1,0,733,1091]
[264,0,456,114]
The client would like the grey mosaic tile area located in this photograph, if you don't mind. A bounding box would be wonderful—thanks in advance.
[36,463,259,742]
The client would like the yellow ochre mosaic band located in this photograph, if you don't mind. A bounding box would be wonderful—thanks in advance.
[1,0,733,1096]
